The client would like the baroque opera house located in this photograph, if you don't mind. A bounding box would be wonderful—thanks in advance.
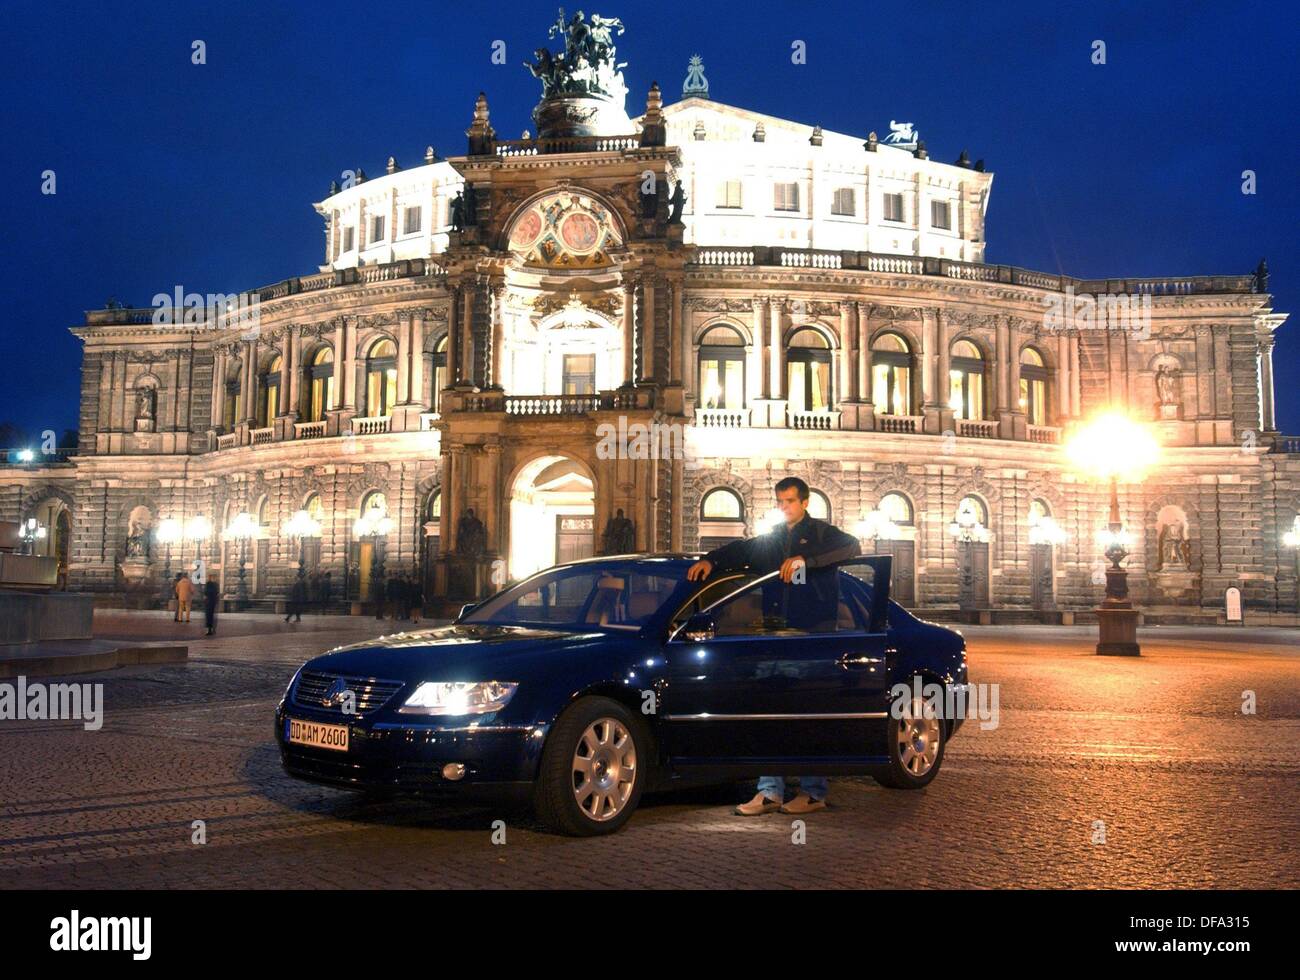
[4,11,1297,621]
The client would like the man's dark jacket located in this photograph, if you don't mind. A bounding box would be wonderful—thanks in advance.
[701,513,861,626]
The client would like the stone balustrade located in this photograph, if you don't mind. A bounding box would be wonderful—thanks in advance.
[350,416,391,436]
[958,419,999,439]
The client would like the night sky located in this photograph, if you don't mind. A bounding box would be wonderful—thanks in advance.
[2,0,1295,443]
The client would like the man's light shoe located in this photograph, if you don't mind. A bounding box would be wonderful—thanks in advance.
[734,792,783,816]
[779,793,827,814]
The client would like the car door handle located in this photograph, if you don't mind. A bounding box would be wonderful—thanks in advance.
[837,653,881,670]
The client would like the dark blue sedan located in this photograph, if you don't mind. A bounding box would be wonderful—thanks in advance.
[277,554,969,835]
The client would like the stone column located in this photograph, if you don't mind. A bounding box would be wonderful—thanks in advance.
[211,347,226,428]
[342,319,357,411]
[639,278,656,383]
[243,339,259,423]
[1057,332,1071,423]
[1260,337,1277,431]
[490,284,506,388]
[446,287,460,387]
[621,280,636,386]
[993,315,1009,417]
[838,301,856,403]
[411,310,426,408]
[396,311,412,404]
[287,328,302,419]
[462,285,475,386]
[769,298,784,398]
[750,297,767,402]
[934,309,951,432]
[856,302,872,403]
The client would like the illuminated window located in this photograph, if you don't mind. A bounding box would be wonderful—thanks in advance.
[432,335,448,411]
[562,353,596,395]
[222,362,242,430]
[879,492,914,526]
[871,333,912,416]
[949,340,985,420]
[257,355,281,427]
[306,493,325,522]
[1019,346,1049,425]
[365,339,398,417]
[702,488,744,521]
[302,347,334,423]
[698,325,746,409]
[787,328,832,412]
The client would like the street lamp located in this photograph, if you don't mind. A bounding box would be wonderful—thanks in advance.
[947,499,990,544]
[755,507,784,535]
[223,512,258,609]
[1065,410,1160,656]
[855,509,901,551]
[1283,516,1300,616]
[284,509,323,580]
[18,518,46,556]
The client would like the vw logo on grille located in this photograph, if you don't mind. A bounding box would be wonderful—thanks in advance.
[322,678,352,708]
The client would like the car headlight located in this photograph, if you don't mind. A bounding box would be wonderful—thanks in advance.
[398,681,518,716]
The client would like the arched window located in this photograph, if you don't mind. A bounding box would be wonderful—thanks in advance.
[879,492,914,526]
[257,355,281,427]
[305,493,325,522]
[871,333,913,416]
[808,489,831,522]
[1019,346,1049,425]
[360,490,388,517]
[222,361,242,431]
[701,487,744,521]
[699,487,746,551]
[365,339,398,417]
[697,325,746,410]
[787,328,833,412]
[955,494,988,527]
[948,340,985,420]
[302,347,334,423]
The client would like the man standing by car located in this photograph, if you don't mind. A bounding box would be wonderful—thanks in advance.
[686,476,860,817]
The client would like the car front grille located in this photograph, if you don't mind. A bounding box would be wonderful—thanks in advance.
[292,670,405,716]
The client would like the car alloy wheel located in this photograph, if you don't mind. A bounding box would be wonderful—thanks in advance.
[896,697,941,777]
[572,717,637,821]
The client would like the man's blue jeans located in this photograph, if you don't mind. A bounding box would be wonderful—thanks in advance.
[757,776,828,802]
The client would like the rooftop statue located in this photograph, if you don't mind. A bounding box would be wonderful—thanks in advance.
[526,8,628,102]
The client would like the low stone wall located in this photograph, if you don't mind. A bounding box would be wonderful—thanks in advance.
[0,591,95,644]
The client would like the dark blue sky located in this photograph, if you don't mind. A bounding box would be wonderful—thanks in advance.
[2,0,1296,441]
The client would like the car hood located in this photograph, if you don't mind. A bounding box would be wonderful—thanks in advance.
[301,623,618,680]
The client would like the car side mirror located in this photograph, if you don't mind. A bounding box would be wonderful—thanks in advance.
[680,612,715,643]
[457,602,478,620]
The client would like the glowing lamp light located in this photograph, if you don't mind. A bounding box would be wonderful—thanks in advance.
[184,516,212,541]
[1064,411,1159,484]
[155,518,183,545]
[855,509,900,542]
[756,507,784,534]
[283,509,323,540]
[355,509,395,539]
[16,448,35,462]
[948,498,990,543]
[1028,514,1068,546]
[1280,517,1300,549]
[223,511,258,541]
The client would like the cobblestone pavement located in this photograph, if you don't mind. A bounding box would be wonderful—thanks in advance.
[2,612,1297,889]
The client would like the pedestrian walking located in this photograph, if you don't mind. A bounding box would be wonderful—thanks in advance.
[174,571,194,624]
[203,578,219,635]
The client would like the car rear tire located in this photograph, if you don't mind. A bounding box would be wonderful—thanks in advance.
[533,696,646,836]
[874,682,945,789]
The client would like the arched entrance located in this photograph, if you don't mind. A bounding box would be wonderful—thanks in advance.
[509,454,595,580]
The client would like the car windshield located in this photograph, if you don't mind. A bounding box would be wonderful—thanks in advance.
[461,561,692,631]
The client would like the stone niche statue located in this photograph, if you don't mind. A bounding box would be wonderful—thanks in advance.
[1155,506,1192,571]
[668,182,686,224]
[601,508,636,555]
[456,507,487,558]
[1153,362,1181,419]
[135,386,157,431]
[124,517,149,558]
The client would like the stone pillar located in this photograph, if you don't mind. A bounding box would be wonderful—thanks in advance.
[342,319,357,411]
[411,310,426,408]
[670,457,684,551]
[287,328,302,419]
[462,285,476,386]
[934,309,951,432]
[769,298,784,398]
[639,278,656,383]
[396,311,412,404]
[838,301,856,404]
[750,297,767,402]
[1260,337,1277,431]
[1057,332,1071,423]
[490,284,506,388]
[211,347,226,428]
[621,280,636,386]
[856,302,872,403]
[243,339,259,423]
[446,287,460,387]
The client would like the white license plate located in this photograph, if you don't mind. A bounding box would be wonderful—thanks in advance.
[286,717,350,752]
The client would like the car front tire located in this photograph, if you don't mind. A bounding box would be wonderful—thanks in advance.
[533,696,646,836]
[874,683,946,789]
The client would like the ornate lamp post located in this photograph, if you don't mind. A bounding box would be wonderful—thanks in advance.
[155,518,182,595]
[223,512,258,609]
[284,509,323,580]
[1283,516,1300,616]
[947,499,990,544]
[1065,411,1160,656]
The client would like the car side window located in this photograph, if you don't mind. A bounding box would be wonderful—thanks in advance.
[709,572,861,637]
